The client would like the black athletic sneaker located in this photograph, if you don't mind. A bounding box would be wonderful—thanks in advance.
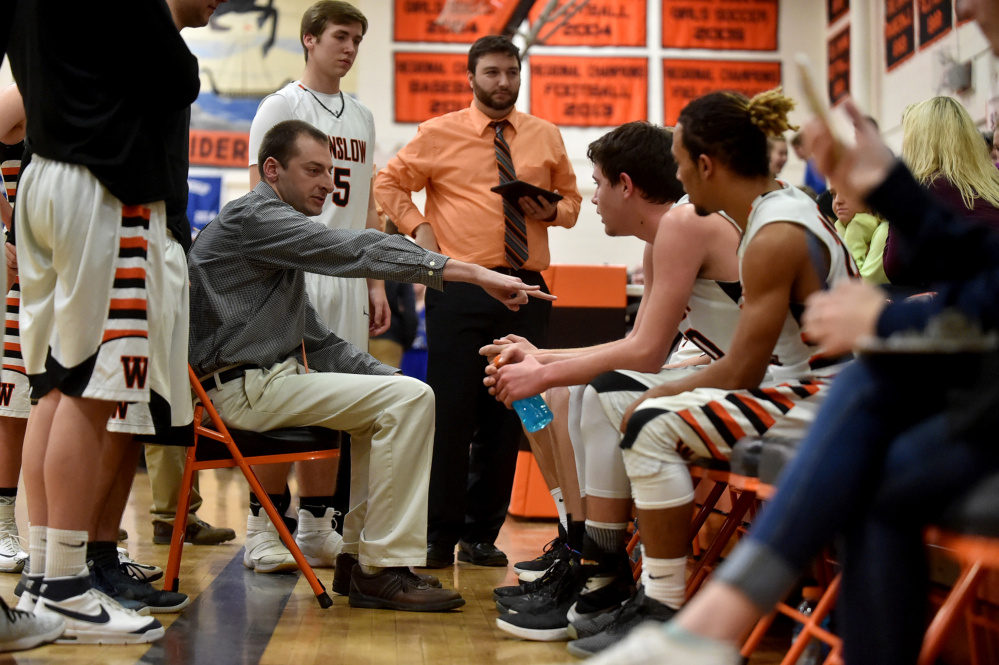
[512,535,571,582]
[566,553,635,623]
[493,555,572,602]
[92,560,190,613]
[566,588,677,657]
[495,555,578,614]
[88,563,150,615]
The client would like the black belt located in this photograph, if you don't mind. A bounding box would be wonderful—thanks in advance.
[491,267,540,277]
[199,365,255,391]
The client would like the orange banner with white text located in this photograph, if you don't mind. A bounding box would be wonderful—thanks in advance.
[530,56,648,127]
[394,52,473,124]
[189,129,251,168]
[395,0,493,43]
[528,0,647,46]
[662,0,779,51]
[663,59,782,126]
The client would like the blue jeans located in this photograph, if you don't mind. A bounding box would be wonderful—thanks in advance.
[716,358,999,665]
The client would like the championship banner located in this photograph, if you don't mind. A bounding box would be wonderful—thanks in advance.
[663,59,781,126]
[662,0,779,51]
[530,56,648,127]
[188,129,251,169]
[528,0,647,47]
[394,53,473,124]
[828,26,850,107]
[918,0,952,49]
[828,0,849,25]
[395,1,492,43]
[885,0,916,71]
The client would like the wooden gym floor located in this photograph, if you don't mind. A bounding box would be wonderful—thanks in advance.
[0,467,786,665]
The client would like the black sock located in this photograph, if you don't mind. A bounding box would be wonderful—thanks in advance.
[250,487,297,533]
[85,540,119,572]
[299,495,336,519]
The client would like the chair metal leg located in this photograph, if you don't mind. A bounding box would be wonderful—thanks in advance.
[918,561,984,665]
[234,455,333,609]
[163,444,199,593]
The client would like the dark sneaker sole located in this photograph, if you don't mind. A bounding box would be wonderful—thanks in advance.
[348,592,465,612]
[495,617,568,641]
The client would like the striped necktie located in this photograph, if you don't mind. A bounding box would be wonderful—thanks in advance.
[491,120,528,268]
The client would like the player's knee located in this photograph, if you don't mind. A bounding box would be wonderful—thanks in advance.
[623,450,693,509]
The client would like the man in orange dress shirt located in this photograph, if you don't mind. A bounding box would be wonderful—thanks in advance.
[376,35,581,568]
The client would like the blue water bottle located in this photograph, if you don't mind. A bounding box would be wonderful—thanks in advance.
[492,357,553,432]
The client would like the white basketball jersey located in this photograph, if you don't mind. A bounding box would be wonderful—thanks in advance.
[740,182,858,380]
[250,82,376,348]
[669,197,744,362]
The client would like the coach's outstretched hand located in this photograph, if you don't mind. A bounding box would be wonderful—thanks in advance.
[442,260,556,311]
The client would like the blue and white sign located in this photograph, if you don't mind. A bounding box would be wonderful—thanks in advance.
[187,175,223,238]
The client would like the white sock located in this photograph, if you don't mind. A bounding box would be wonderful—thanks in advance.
[550,488,567,530]
[29,525,46,573]
[359,564,384,575]
[45,527,88,579]
[0,503,16,530]
[641,545,686,610]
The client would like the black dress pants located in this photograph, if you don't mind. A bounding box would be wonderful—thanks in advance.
[425,270,551,547]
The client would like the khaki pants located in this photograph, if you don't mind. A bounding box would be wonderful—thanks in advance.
[146,444,202,523]
[207,358,433,567]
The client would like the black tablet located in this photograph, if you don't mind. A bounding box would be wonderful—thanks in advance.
[490,180,563,214]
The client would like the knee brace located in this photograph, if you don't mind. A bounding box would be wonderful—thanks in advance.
[623,450,694,510]
[580,385,631,499]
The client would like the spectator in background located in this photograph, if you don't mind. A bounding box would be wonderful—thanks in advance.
[767,136,788,178]
[832,186,890,284]
[400,284,429,383]
[791,131,828,195]
[885,96,999,288]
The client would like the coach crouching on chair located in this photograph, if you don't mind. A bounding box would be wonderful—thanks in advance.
[187,119,552,612]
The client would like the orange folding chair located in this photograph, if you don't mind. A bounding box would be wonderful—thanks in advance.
[162,366,340,608]
[919,470,999,665]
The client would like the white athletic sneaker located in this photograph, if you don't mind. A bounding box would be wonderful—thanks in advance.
[0,596,63,652]
[580,622,742,665]
[295,508,344,568]
[117,548,163,583]
[34,574,164,645]
[0,520,28,574]
[243,514,297,573]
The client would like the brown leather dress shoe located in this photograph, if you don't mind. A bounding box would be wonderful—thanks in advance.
[332,552,441,596]
[152,519,236,546]
[348,566,465,612]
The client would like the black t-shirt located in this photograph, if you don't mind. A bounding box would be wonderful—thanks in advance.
[165,108,193,253]
[6,0,200,206]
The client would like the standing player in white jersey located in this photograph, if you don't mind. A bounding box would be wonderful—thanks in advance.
[244,1,380,573]
[573,89,857,656]
[480,122,743,642]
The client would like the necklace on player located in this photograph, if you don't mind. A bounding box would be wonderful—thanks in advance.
[299,84,345,119]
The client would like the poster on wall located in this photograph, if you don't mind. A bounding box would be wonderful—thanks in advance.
[180,0,358,136]
[662,0,779,51]
[187,175,223,238]
[528,0,647,47]
[530,56,648,127]
[394,53,473,124]
[828,0,849,25]
[828,26,850,106]
[395,1,494,43]
[662,59,781,125]
[918,0,953,49]
[885,0,916,71]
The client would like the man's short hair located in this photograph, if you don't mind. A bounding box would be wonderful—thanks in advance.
[301,1,368,62]
[258,120,329,178]
[467,35,520,74]
[587,122,684,205]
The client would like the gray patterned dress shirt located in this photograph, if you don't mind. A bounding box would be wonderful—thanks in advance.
[189,182,448,377]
